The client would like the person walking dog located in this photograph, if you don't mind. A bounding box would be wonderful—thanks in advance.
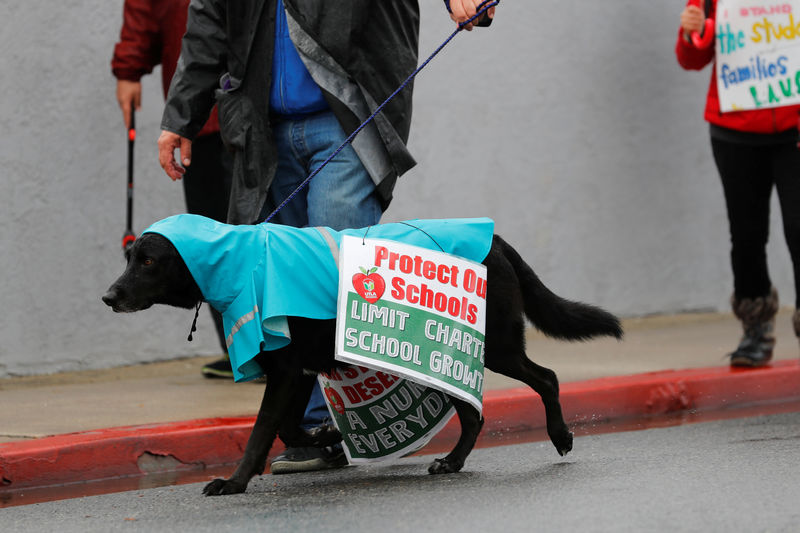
[156,0,497,473]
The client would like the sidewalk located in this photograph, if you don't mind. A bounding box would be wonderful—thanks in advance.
[2,310,800,491]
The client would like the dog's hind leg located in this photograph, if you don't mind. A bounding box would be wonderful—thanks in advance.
[203,372,296,496]
[509,358,572,456]
[487,351,573,456]
[428,397,484,474]
[483,252,574,457]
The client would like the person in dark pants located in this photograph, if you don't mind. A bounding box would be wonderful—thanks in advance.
[676,0,800,367]
[111,0,234,378]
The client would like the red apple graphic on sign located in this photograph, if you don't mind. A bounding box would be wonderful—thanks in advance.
[323,382,346,415]
[352,266,385,304]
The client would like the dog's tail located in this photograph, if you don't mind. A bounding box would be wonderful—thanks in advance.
[496,236,623,341]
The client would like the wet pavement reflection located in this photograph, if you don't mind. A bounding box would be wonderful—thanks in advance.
[2,398,799,508]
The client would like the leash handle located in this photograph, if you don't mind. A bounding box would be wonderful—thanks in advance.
[264,0,499,223]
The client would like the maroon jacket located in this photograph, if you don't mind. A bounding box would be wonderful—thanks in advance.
[675,0,800,134]
[111,0,219,137]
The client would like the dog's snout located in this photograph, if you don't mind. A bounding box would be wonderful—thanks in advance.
[102,288,120,307]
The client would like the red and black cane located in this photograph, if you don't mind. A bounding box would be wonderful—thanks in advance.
[122,109,136,253]
[691,0,715,49]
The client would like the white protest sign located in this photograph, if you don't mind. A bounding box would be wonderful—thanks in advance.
[321,236,487,463]
[335,236,487,412]
[716,1,800,112]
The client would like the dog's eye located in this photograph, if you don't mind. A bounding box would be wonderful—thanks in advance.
[143,258,154,266]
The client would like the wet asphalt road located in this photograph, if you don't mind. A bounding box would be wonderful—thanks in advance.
[4,410,800,532]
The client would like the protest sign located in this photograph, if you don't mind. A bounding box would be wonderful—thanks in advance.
[321,236,488,463]
[318,367,454,463]
[716,1,800,111]
[335,236,487,412]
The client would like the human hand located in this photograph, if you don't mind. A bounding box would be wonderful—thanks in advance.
[680,4,705,40]
[448,0,496,31]
[157,130,191,181]
[116,80,141,130]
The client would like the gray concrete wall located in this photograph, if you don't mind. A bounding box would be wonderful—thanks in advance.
[0,1,794,377]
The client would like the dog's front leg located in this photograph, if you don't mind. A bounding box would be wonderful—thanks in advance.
[278,374,342,448]
[203,372,296,496]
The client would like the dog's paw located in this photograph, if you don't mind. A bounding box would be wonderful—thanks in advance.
[202,477,247,496]
[552,430,573,457]
[427,457,463,475]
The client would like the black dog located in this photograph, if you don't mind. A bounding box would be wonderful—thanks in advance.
[103,231,622,495]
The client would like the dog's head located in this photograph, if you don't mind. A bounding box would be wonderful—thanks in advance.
[102,233,203,312]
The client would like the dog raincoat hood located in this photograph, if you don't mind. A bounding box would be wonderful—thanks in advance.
[144,215,494,382]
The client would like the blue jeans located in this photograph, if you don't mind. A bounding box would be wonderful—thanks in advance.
[260,111,382,229]
[260,110,382,429]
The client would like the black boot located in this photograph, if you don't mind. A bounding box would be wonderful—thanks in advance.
[729,287,778,368]
[793,309,800,351]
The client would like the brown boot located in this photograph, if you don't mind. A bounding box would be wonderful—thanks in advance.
[730,287,779,368]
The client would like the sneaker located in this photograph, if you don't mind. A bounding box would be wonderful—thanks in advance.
[270,443,347,475]
[201,358,233,379]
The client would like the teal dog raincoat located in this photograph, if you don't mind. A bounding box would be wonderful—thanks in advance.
[144,215,495,382]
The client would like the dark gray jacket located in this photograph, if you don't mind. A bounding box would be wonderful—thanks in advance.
[162,0,420,224]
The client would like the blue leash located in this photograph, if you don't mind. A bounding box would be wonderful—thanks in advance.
[264,0,499,223]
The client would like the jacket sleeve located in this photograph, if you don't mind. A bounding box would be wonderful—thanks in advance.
[161,0,227,139]
[111,0,161,81]
[675,0,715,71]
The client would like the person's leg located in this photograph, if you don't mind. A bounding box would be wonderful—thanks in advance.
[181,133,235,378]
[268,111,381,424]
[182,133,233,224]
[264,115,347,473]
[300,111,380,426]
[711,137,778,366]
[269,112,380,473]
[303,112,382,231]
[711,138,773,297]
[262,111,381,230]
[769,141,800,347]
[259,119,310,227]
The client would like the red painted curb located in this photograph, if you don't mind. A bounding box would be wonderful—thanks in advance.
[2,360,798,491]
[0,417,258,490]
